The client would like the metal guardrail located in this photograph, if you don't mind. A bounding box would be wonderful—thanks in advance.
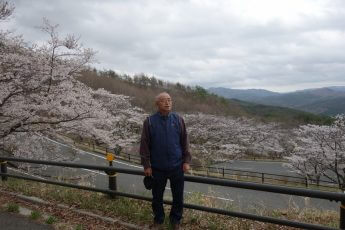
[200,165,337,189]
[0,156,343,229]
[75,141,338,189]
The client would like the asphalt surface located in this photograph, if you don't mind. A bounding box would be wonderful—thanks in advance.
[0,211,54,230]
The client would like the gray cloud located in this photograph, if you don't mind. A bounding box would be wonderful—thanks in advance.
[5,0,345,92]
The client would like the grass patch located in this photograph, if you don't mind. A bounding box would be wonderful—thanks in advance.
[30,210,41,220]
[75,224,83,230]
[7,203,19,213]
[45,216,57,225]
[2,178,153,224]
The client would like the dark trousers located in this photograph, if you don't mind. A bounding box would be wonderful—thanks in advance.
[152,166,184,224]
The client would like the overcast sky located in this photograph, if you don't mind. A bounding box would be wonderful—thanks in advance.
[3,0,345,92]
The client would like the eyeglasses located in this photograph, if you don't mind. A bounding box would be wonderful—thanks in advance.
[159,99,172,103]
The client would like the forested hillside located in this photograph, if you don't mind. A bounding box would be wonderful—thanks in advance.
[78,69,245,116]
[78,69,332,125]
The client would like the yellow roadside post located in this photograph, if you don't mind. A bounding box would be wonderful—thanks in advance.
[107,152,114,162]
[106,152,117,199]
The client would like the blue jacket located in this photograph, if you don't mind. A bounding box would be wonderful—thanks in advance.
[140,112,191,171]
[149,112,182,170]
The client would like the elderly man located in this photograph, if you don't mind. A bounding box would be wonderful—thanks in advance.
[140,92,191,230]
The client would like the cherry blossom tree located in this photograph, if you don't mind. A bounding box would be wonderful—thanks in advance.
[0,1,13,20]
[285,115,345,189]
[0,4,144,161]
[184,113,286,165]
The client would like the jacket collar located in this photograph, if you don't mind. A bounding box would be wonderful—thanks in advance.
[156,111,171,118]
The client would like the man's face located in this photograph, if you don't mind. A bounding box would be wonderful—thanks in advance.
[157,94,172,114]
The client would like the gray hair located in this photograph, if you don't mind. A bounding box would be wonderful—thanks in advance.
[155,92,171,103]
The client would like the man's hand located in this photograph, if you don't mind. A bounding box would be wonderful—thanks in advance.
[144,167,152,176]
[183,163,190,173]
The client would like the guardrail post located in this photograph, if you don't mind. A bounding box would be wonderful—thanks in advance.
[222,168,225,178]
[1,160,8,181]
[106,153,117,199]
[108,161,117,199]
[305,178,308,188]
[114,145,121,156]
[262,173,264,184]
[340,200,345,229]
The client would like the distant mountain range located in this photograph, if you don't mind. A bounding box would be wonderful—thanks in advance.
[208,86,345,116]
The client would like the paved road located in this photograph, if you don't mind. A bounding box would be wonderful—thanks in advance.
[215,160,296,175]
[9,137,340,212]
[0,211,54,230]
